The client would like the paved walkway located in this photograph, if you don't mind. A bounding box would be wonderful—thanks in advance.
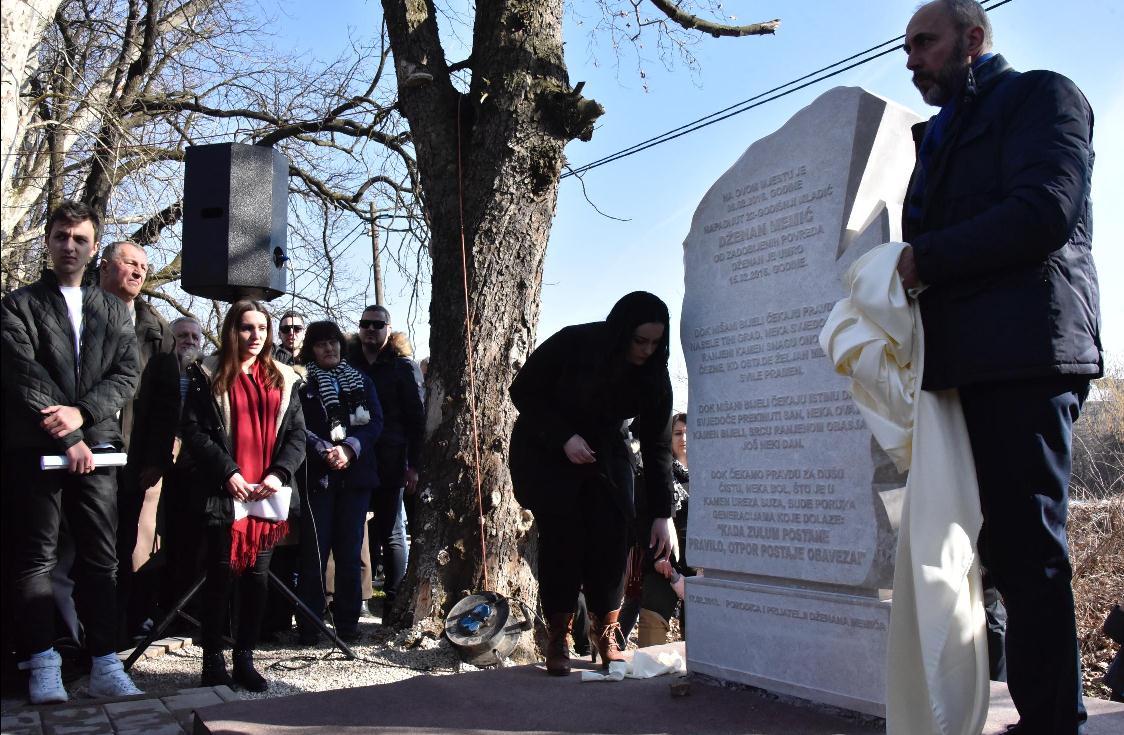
[1,636,238,735]
[1,685,238,735]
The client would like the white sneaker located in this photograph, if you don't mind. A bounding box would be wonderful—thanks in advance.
[88,657,143,698]
[18,649,68,704]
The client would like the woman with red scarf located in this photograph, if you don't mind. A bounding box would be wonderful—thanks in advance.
[181,301,306,691]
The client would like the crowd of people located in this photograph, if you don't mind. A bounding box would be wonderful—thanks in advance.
[0,201,426,700]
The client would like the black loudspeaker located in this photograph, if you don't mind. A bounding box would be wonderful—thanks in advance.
[181,143,289,302]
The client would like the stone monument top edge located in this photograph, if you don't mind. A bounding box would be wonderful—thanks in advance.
[680,86,922,252]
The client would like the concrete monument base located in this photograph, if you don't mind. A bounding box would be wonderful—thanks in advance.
[687,576,890,716]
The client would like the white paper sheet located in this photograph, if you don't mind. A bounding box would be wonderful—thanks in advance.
[233,485,292,522]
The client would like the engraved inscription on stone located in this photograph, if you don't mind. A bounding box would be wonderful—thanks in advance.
[683,88,919,589]
[680,86,922,715]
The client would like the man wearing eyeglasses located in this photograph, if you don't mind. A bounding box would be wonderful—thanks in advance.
[274,310,305,366]
[347,305,424,620]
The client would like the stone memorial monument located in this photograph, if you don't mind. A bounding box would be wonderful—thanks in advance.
[680,87,922,715]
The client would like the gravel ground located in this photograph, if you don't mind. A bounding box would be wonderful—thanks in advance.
[127,611,497,701]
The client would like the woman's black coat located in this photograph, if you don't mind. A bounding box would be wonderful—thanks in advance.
[299,371,383,494]
[180,355,307,526]
[507,322,674,521]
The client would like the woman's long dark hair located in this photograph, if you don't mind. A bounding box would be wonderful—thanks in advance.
[212,300,284,396]
[604,291,672,374]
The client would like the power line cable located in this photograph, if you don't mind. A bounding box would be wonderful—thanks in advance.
[562,0,1014,180]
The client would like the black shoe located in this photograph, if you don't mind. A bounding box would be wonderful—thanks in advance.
[297,629,320,647]
[200,650,232,687]
[231,649,268,693]
[338,630,361,644]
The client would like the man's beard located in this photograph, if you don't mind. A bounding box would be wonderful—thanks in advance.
[915,38,969,106]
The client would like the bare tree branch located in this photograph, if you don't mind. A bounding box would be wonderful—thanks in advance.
[647,0,779,38]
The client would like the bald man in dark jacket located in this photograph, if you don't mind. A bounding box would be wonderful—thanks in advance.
[898,4,1101,733]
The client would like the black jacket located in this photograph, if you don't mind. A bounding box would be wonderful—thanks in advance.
[904,54,1102,389]
[121,298,179,474]
[346,336,425,468]
[180,355,306,526]
[2,270,139,452]
[507,322,674,520]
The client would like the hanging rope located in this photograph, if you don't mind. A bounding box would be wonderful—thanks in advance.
[455,94,490,592]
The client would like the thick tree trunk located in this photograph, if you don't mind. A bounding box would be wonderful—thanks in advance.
[1,0,63,290]
[381,0,600,658]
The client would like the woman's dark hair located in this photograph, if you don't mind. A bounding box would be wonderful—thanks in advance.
[213,300,283,396]
[671,412,688,427]
[298,321,346,365]
[605,291,671,372]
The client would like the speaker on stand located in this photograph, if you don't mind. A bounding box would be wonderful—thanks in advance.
[181,143,290,303]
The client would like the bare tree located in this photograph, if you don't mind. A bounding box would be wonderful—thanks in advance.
[2,0,425,322]
[381,0,777,654]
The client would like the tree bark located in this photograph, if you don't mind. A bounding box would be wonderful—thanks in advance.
[1,0,63,289]
[381,0,602,657]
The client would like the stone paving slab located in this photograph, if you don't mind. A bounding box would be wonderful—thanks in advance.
[40,704,113,735]
[1,710,42,735]
[0,686,237,735]
[114,637,193,663]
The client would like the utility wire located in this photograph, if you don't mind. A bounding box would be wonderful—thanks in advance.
[562,0,1015,180]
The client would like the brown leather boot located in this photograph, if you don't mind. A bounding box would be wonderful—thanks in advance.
[589,609,627,669]
[545,612,574,676]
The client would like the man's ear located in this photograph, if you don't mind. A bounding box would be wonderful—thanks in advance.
[966,25,986,61]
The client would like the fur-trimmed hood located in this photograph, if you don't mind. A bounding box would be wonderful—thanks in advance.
[345,331,412,364]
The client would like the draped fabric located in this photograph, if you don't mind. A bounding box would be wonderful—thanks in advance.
[228,361,287,574]
[820,242,989,735]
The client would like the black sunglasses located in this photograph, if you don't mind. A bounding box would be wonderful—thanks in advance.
[359,319,387,330]
[279,324,304,334]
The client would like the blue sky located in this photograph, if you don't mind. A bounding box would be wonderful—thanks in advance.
[277,1,1122,408]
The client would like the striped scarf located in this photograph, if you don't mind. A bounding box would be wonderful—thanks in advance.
[306,361,370,441]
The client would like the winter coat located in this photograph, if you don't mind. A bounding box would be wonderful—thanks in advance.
[2,270,139,452]
[299,370,384,494]
[180,355,306,526]
[346,335,425,468]
[507,322,674,521]
[121,298,179,474]
[903,54,1102,390]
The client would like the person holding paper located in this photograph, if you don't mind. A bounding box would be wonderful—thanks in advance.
[294,321,383,644]
[180,300,306,692]
[1,201,142,704]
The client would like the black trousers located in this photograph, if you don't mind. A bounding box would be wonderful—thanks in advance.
[2,455,119,657]
[535,475,629,618]
[369,441,409,602]
[114,470,148,645]
[959,376,1089,735]
[199,525,273,652]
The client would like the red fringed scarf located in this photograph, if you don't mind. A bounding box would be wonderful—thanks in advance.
[228,361,287,575]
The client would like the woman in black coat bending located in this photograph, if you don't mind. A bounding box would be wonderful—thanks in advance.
[508,291,677,676]
[181,300,306,691]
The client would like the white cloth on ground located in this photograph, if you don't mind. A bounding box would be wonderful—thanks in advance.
[819,242,989,735]
[579,649,687,682]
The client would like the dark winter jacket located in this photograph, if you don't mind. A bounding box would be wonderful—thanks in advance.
[507,322,674,520]
[299,370,384,494]
[903,54,1102,389]
[120,298,179,474]
[346,336,425,468]
[2,270,139,452]
[180,355,306,526]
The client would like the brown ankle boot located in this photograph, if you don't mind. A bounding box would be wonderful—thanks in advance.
[545,612,574,676]
[589,609,627,669]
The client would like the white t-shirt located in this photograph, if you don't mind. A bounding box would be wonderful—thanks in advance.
[59,285,83,359]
